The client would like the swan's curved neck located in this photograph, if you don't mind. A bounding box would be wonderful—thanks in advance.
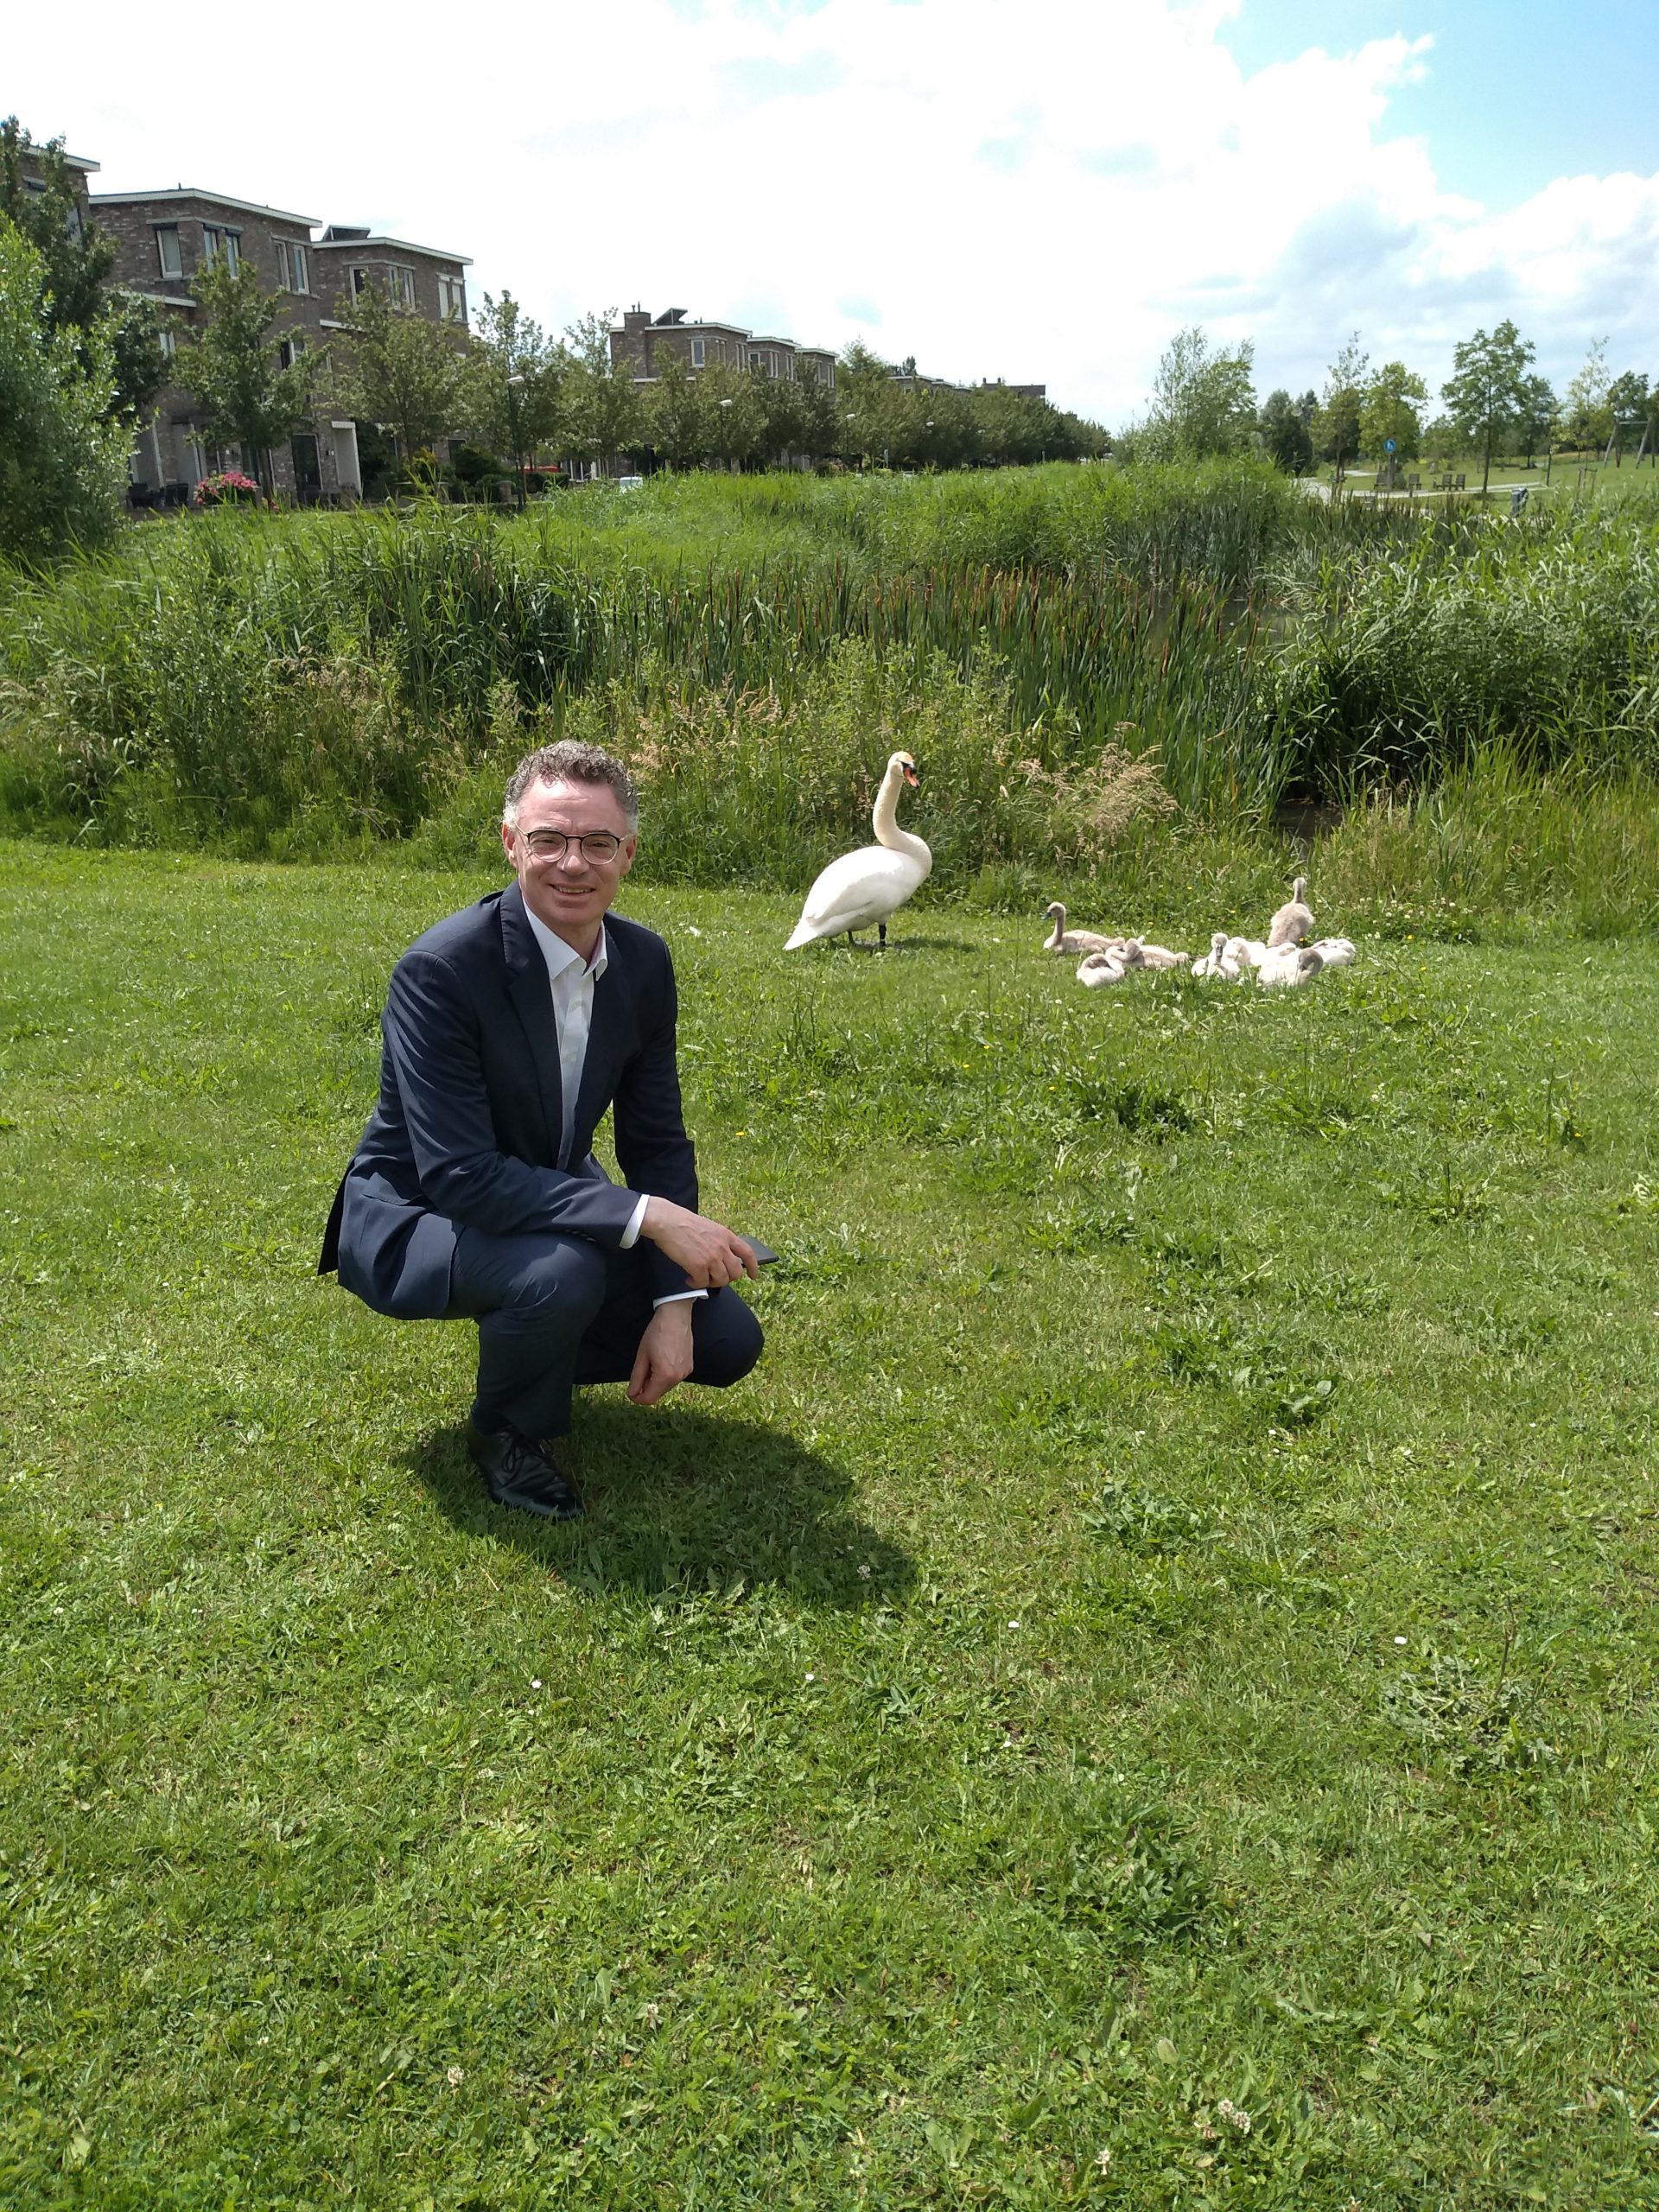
[873,764,928,862]
[1046,906,1065,951]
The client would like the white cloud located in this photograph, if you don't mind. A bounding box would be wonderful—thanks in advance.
[10,0,1657,420]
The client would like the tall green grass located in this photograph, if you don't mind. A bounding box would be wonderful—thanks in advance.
[1267,505,1659,790]
[0,474,1299,840]
[3,464,1658,924]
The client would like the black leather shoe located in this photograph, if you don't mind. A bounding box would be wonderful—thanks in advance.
[467,1421,585,1520]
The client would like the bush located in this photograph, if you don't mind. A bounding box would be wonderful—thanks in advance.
[0,220,128,563]
[194,469,262,509]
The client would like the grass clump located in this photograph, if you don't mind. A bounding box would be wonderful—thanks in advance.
[416,642,1180,893]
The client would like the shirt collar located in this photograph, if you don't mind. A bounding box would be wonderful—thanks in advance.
[524,902,609,984]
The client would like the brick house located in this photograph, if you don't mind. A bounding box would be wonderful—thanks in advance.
[17,143,99,223]
[310,226,472,330]
[92,185,471,503]
[611,305,836,393]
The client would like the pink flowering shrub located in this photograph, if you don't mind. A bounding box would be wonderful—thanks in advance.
[194,470,262,508]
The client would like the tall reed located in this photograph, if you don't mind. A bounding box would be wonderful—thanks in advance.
[2,464,1656,893]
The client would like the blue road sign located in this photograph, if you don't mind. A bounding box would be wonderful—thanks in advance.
[1384,438,1397,453]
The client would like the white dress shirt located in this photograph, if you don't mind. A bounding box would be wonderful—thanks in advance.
[523,906,702,1308]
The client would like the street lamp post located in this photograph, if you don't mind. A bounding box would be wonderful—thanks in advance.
[507,372,525,510]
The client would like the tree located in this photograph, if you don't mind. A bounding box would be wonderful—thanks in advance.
[1144,326,1257,459]
[105,290,168,425]
[1561,338,1611,453]
[792,365,844,464]
[1442,319,1535,493]
[1,117,166,423]
[563,310,645,474]
[836,340,902,465]
[1258,388,1313,475]
[694,361,763,470]
[1606,370,1652,463]
[1313,336,1368,480]
[748,363,813,466]
[644,350,710,470]
[330,278,466,468]
[1359,361,1428,467]
[179,258,318,499]
[1,120,110,337]
[1515,374,1559,467]
[976,381,1047,467]
[458,290,567,484]
[0,219,128,561]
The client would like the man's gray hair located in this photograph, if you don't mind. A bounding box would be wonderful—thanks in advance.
[503,740,639,831]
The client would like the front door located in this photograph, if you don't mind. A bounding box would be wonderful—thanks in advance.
[290,432,321,500]
[330,420,362,499]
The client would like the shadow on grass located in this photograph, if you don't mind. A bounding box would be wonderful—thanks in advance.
[886,933,982,956]
[404,1400,915,1608]
[804,933,980,957]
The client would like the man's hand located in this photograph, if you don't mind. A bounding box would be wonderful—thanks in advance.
[628,1300,696,1408]
[639,1198,760,1290]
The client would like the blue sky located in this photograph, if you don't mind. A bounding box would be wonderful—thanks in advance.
[1222,0,1657,205]
[10,0,1657,423]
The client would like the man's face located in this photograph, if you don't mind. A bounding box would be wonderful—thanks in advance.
[502,776,637,950]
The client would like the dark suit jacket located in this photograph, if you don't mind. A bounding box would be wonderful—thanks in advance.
[319,882,697,1319]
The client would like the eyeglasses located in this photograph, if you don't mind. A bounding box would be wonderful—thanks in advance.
[516,830,625,863]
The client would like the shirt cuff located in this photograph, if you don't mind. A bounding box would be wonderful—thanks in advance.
[620,1192,650,1249]
[652,1289,708,1308]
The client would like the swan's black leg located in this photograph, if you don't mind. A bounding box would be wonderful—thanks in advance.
[878,921,887,950]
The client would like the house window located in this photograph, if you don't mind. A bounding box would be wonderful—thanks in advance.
[156,224,182,280]
[159,327,176,360]
[276,238,309,294]
[202,224,238,270]
[277,334,307,371]
[351,266,370,296]
[390,265,416,308]
[690,338,705,367]
[436,272,465,321]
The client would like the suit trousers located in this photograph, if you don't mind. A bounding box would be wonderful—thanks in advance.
[444,1227,764,1440]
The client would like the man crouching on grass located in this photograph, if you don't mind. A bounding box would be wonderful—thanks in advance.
[319,740,763,1520]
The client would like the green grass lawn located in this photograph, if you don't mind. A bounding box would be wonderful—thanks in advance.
[3,844,1657,2209]
[1325,457,1659,505]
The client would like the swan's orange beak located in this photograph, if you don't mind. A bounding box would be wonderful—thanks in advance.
[902,761,921,787]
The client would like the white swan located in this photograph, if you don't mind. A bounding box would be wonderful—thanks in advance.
[1192,930,1244,981]
[1267,876,1314,948]
[1191,930,1230,978]
[1255,944,1324,988]
[1042,901,1126,957]
[785,752,931,950]
[1224,935,1270,970]
[1311,936,1356,967]
[1125,938,1191,970]
[1077,950,1128,988]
